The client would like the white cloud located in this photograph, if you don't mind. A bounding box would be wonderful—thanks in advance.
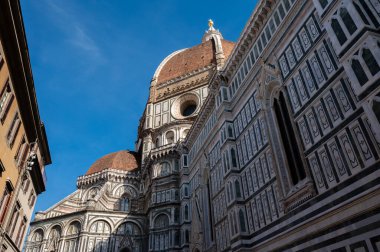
[44,0,105,63]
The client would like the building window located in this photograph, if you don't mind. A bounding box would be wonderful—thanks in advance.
[372,93,380,123]
[185,230,189,243]
[46,226,62,252]
[6,112,21,148]
[21,176,30,193]
[67,221,80,235]
[331,19,347,45]
[64,221,81,252]
[155,137,160,148]
[15,137,28,168]
[235,180,242,198]
[155,214,169,228]
[228,125,234,138]
[0,160,4,177]
[166,131,175,144]
[183,154,188,167]
[273,91,306,185]
[362,48,380,75]
[352,58,369,85]
[0,181,13,224]
[340,7,357,34]
[119,193,129,212]
[29,228,44,252]
[319,0,328,9]
[230,148,238,168]
[8,201,21,237]
[353,1,370,25]
[28,190,36,207]
[331,7,358,47]
[184,205,189,220]
[15,216,27,247]
[184,186,188,197]
[89,220,110,234]
[160,162,171,176]
[0,82,13,122]
[32,229,44,242]
[239,209,246,232]
[350,47,380,87]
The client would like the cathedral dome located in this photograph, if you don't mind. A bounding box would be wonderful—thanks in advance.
[153,39,235,85]
[85,150,140,175]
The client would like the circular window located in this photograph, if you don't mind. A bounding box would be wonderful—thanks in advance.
[171,93,199,119]
[181,101,197,117]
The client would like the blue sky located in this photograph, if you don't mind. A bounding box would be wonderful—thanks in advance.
[20,0,257,213]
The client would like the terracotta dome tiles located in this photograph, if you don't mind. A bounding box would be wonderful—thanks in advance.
[157,39,235,85]
[85,150,140,175]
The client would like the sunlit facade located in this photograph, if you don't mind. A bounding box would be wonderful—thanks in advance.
[26,0,380,251]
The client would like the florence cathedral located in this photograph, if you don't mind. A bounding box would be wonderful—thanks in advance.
[25,0,380,251]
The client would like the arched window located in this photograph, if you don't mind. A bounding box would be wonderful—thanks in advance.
[114,222,142,251]
[353,1,369,25]
[153,214,170,251]
[274,91,306,185]
[32,229,44,242]
[29,228,44,252]
[362,48,380,75]
[235,180,241,198]
[87,221,110,252]
[185,230,190,243]
[229,182,233,201]
[373,93,380,123]
[228,126,234,138]
[0,181,14,224]
[67,221,80,235]
[155,137,160,148]
[64,222,81,252]
[115,222,141,236]
[184,186,188,197]
[239,209,246,232]
[340,7,357,35]
[319,0,328,9]
[223,153,228,173]
[89,220,111,234]
[230,148,237,168]
[119,193,130,212]
[160,162,171,176]
[184,205,189,220]
[87,187,99,200]
[154,214,169,229]
[166,131,175,144]
[331,18,347,45]
[226,184,231,202]
[46,226,62,252]
[352,58,369,85]
[174,208,180,223]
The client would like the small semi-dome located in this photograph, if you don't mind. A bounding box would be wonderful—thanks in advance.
[85,150,140,175]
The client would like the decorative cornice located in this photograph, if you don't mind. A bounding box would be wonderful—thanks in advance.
[156,65,214,89]
[77,168,140,187]
[222,0,276,81]
[155,66,214,102]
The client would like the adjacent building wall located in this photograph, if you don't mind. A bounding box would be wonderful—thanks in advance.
[0,0,52,251]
